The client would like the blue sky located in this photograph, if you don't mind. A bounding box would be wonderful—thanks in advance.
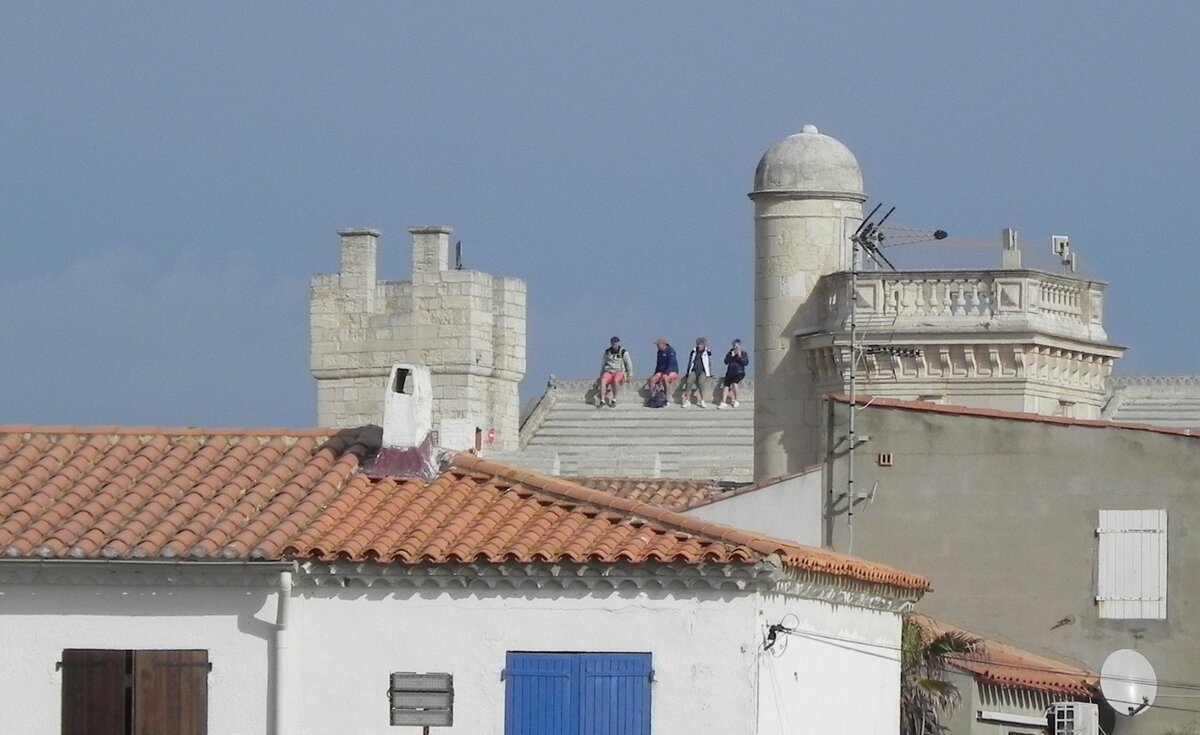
[3,3,1198,427]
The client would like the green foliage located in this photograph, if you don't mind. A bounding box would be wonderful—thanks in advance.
[901,618,982,735]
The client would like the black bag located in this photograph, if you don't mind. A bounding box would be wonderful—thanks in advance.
[647,386,668,408]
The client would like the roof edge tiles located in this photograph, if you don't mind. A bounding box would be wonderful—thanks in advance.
[827,394,1200,438]
[451,453,931,592]
[907,614,1098,698]
[0,425,340,438]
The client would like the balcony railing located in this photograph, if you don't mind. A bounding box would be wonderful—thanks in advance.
[816,269,1109,342]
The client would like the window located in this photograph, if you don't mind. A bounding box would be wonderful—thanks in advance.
[1097,510,1167,619]
[61,649,208,735]
[504,652,651,735]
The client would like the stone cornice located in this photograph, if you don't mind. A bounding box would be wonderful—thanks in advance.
[0,559,917,612]
[1108,374,1200,388]
[299,561,774,593]
[802,341,1118,391]
[749,189,868,203]
[0,559,295,587]
[297,560,919,612]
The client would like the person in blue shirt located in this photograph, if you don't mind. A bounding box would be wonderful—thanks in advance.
[647,338,679,405]
[718,338,749,409]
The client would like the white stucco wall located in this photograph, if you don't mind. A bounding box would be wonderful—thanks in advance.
[0,564,909,735]
[0,579,276,735]
[685,469,823,546]
[289,583,759,734]
[756,589,903,735]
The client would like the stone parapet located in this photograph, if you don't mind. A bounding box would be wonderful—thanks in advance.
[794,268,1126,423]
[1103,374,1200,427]
[816,269,1113,344]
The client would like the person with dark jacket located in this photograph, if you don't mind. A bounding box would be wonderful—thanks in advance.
[719,338,749,409]
[647,338,679,405]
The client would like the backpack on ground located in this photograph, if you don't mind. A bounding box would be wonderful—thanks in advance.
[647,386,668,408]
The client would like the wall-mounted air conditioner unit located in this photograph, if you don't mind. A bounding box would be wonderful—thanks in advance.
[1052,702,1099,735]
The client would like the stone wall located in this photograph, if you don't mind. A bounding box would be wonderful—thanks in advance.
[824,400,1200,735]
[310,227,526,450]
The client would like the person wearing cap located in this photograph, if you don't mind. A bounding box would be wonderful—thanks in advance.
[597,336,633,408]
[647,338,679,403]
[680,337,713,407]
[718,338,749,409]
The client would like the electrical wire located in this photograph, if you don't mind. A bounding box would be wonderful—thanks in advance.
[764,652,799,735]
[776,628,1200,693]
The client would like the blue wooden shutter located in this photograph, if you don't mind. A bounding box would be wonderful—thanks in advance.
[579,653,651,735]
[505,653,577,735]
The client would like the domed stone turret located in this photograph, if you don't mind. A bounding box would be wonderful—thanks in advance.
[752,124,864,200]
[750,125,866,481]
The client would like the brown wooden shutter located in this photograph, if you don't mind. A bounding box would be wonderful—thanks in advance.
[61,649,127,735]
[132,650,208,735]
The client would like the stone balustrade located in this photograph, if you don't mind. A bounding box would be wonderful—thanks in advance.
[816,269,1109,342]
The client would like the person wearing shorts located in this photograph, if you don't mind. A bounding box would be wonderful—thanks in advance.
[680,337,713,408]
[718,338,748,409]
[648,338,679,403]
[597,336,633,408]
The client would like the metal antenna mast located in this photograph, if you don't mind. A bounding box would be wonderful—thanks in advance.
[842,205,942,550]
[845,205,890,542]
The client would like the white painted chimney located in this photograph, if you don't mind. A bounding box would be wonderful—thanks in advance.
[368,364,438,479]
[382,364,433,448]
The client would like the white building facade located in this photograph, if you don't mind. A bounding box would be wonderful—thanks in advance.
[0,558,918,734]
[0,425,928,735]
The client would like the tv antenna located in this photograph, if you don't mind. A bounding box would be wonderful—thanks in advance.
[1051,235,1076,273]
[842,204,947,548]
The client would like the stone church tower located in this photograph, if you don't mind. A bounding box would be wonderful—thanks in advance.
[310,227,525,451]
[751,125,1124,482]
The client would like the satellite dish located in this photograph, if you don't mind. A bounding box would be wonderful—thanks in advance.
[1100,649,1157,716]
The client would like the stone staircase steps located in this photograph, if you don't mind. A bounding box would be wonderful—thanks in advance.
[500,378,756,481]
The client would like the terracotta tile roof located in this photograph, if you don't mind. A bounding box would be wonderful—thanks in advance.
[0,426,930,591]
[566,476,745,511]
[452,456,929,590]
[829,394,1200,439]
[908,614,1098,698]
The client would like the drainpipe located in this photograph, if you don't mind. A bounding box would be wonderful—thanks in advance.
[272,569,293,735]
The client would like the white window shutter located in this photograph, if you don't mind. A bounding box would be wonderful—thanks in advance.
[1097,509,1167,619]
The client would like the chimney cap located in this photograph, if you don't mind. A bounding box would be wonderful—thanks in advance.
[338,228,381,237]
